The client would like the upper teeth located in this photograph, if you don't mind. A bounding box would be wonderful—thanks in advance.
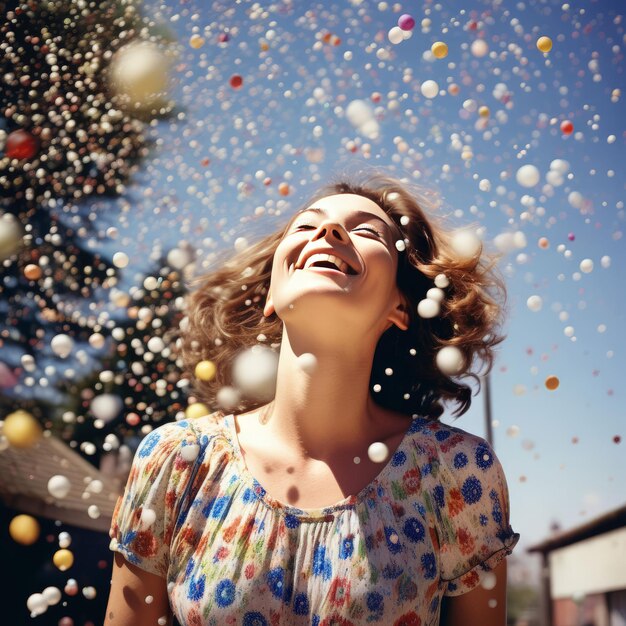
[300,253,350,273]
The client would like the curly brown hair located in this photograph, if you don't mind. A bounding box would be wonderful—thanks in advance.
[179,170,507,420]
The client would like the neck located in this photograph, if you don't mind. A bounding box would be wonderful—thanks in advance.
[260,324,395,461]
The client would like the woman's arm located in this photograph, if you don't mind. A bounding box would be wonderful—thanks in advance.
[439,559,508,626]
[104,552,173,626]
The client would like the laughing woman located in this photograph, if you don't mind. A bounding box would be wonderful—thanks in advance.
[105,171,519,626]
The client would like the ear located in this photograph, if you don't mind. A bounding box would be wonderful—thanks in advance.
[263,290,275,317]
[387,297,410,331]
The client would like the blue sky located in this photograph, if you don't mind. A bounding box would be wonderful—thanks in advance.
[94,0,625,561]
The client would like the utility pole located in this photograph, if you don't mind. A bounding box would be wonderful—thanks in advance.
[483,372,494,447]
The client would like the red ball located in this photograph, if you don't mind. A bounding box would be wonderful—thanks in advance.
[560,120,574,135]
[229,74,243,89]
[5,129,39,160]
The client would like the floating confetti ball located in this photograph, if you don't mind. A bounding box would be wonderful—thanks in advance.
[109,41,170,109]
[516,164,541,188]
[112,252,129,268]
[527,295,543,312]
[478,105,490,117]
[368,441,389,463]
[297,353,318,374]
[189,34,205,49]
[278,182,290,196]
[545,375,560,391]
[538,237,550,249]
[560,120,574,135]
[435,346,465,375]
[398,14,415,30]
[27,593,48,618]
[90,394,123,422]
[23,264,42,280]
[417,298,440,319]
[48,475,72,499]
[0,213,23,261]
[42,587,62,607]
[470,39,488,57]
[579,259,594,273]
[51,334,74,359]
[53,549,74,572]
[614,436,622,444]
[431,41,448,58]
[185,402,211,419]
[3,410,43,448]
[195,360,217,381]
[232,346,278,402]
[568,232,576,241]
[450,229,481,260]
[434,274,450,288]
[230,74,243,89]
[216,386,241,410]
[5,129,39,160]
[536,36,553,53]
[388,26,404,44]
[420,80,439,99]
[9,514,40,545]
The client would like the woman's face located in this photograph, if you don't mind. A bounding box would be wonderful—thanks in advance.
[264,193,409,334]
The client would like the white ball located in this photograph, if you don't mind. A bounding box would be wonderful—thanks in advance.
[88,333,105,349]
[112,252,129,268]
[232,346,278,401]
[579,258,593,273]
[140,508,157,529]
[0,212,24,261]
[58,531,71,548]
[568,191,584,209]
[109,41,169,106]
[451,230,481,260]
[82,586,97,600]
[297,353,318,374]
[181,443,200,462]
[90,393,123,422]
[346,99,374,128]
[388,26,404,44]
[42,586,62,606]
[601,255,611,268]
[48,475,71,499]
[216,386,241,410]
[417,298,440,318]
[167,247,193,270]
[434,273,450,288]
[515,164,540,188]
[550,158,570,174]
[526,295,543,312]
[435,346,465,375]
[147,336,165,353]
[420,80,439,99]
[27,593,48,617]
[368,441,389,463]
[234,237,249,253]
[87,505,101,519]
[51,334,74,359]
[470,39,489,57]
[426,287,445,302]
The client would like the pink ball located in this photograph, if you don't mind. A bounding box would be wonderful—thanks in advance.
[568,233,575,241]
[398,14,415,30]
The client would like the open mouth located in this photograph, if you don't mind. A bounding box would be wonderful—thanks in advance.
[295,253,358,275]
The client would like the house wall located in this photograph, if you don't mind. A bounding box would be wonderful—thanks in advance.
[549,528,626,598]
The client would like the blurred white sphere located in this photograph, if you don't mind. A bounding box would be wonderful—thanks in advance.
[435,346,465,375]
[420,80,439,99]
[48,475,71,499]
[42,586,62,606]
[27,593,48,617]
[368,441,389,463]
[515,164,540,188]
[232,346,278,402]
[90,394,123,422]
[51,334,74,359]
[417,298,440,318]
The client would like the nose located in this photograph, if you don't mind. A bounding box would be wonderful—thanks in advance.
[311,220,349,243]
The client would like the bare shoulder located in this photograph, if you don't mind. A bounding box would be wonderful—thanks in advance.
[105,553,173,626]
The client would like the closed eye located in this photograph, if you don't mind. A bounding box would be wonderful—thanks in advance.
[353,226,384,237]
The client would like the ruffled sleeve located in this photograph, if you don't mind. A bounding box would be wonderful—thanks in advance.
[108,419,202,578]
[432,426,519,596]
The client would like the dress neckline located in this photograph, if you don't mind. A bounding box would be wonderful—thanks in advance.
[220,411,422,520]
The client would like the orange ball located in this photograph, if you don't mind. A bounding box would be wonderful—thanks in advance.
[545,375,560,390]
[278,182,290,196]
[24,264,42,280]
[538,237,550,249]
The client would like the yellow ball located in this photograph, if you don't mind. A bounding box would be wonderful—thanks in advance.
[189,34,205,49]
[195,360,217,382]
[478,105,490,117]
[185,402,211,420]
[537,36,552,53]
[431,41,448,59]
[9,514,40,545]
[53,549,74,571]
[3,410,43,448]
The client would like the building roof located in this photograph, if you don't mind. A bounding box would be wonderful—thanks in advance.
[0,424,124,533]
[527,503,626,554]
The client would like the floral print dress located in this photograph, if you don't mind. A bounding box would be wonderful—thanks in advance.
[109,411,519,625]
